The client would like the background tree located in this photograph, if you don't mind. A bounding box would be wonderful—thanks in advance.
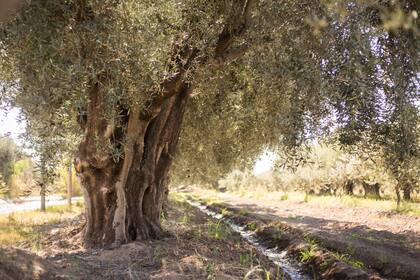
[0,174,8,197]
[0,0,418,247]
[0,137,19,189]
[24,119,71,210]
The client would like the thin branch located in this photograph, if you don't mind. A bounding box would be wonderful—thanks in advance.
[211,44,250,67]
[215,0,259,58]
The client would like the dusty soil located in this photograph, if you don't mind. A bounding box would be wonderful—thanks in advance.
[0,247,65,280]
[6,198,280,280]
[186,188,420,280]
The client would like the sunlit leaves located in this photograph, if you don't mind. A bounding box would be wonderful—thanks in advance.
[0,0,418,188]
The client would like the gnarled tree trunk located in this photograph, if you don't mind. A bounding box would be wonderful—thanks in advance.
[75,83,191,247]
[71,0,257,248]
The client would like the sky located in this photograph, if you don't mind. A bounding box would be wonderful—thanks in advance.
[0,107,26,146]
[253,151,276,175]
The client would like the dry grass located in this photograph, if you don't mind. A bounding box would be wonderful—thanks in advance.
[0,204,83,247]
[184,187,420,217]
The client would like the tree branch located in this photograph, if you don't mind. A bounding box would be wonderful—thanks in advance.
[211,44,250,67]
[142,0,259,117]
[0,0,22,23]
[215,0,258,57]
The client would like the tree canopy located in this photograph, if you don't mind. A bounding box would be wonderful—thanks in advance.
[0,0,419,189]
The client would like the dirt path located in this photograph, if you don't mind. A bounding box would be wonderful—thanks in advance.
[8,196,280,280]
[186,188,420,280]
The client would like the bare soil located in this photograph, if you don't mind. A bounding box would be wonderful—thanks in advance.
[186,188,420,280]
[0,246,65,280]
[5,198,279,280]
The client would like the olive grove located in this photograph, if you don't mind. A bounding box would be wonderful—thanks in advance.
[0,0,418,247]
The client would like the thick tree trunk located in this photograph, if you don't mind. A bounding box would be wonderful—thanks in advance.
[75,83,191,247]
[40,183,46,211]
[70,0,256,248]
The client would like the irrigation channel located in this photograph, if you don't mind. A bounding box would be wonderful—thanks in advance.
[186,199,311,280]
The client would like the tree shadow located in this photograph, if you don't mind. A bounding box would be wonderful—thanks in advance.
[229,202,420,280]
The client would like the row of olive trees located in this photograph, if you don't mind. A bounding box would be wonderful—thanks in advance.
[217,145,418,202]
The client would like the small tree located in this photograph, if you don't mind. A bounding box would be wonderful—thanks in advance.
[24,120,69,210]
[33,154,57,211]
[0,174,8,198]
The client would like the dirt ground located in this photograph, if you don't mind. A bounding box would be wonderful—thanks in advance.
[185,187,420,280]
[5,197,280,280]
[2,189,419,280]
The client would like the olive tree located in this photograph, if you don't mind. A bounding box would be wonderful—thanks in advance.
[0,0,418,247]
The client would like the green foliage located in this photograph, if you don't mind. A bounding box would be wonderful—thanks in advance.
[247,222,258,231]
[299,241,319,263]
[9,158,35,198]
[55,164,82,197]
[0,137,34,198]
[207,220,231,240]
[170,0,419,186]
[331,251,364,269]
[216,143,418,201]
[239,251,253,268]
[0,137,20,186]
[0,0,418,189]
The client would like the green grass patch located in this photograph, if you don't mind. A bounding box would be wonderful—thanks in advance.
[331,251,364,268]
[207,220,231,240]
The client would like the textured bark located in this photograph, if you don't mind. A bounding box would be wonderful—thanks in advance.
[40,183,46,211]
[363,182,381,198]
[67,162,73,206]
[403,187,411,201]
[71,0,256,248]
[75,83,191,247]
[0,0,22,22]
[343,180,354,195]
[39,183,47,211]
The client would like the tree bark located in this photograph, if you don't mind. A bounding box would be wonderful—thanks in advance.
[75,83,191,247]
[396,184,401,209]
[70,0,257,248]
[40,183,46,211]
[403,187,411,201]
[363,182,381,199]
[343,180,353,195]
[67,161,73,207]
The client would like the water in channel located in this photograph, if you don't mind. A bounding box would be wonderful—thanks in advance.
[186,199,311,280]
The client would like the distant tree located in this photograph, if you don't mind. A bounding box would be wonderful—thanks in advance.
[32,154,57,211]
[0,0,418,247]
[0,136,23,197]
[0,137,17,185]
[9,158,35,198]
[24,120,70,210]
[0,174,8,197]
